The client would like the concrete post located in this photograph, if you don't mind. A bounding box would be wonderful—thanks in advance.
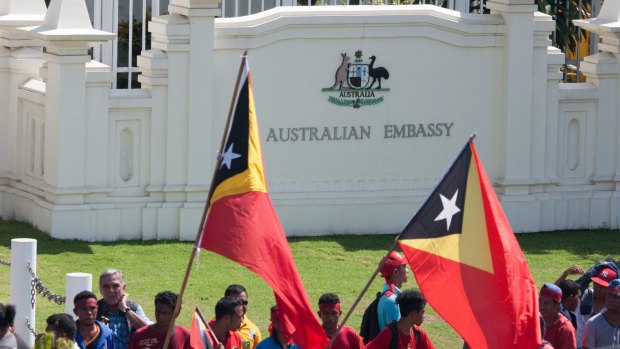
[65,272,92,318]
[10,238,37,347]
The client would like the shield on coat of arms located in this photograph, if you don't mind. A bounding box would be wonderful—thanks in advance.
[347,63,370,89]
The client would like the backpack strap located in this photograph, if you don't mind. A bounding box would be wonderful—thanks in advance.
[387,321,399,349]
[96,299,106,321]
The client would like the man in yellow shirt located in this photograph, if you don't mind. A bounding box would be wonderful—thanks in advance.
[225,285,262,349]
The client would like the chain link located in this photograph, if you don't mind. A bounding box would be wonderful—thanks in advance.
[26,262,66,305]
[30,278,36,309]
[25,318,37,336]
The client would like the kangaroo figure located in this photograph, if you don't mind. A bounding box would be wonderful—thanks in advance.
[330,53,350,89]
[368,56,389,89]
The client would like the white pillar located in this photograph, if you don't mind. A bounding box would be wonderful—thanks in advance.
[18,0,114,239]
[574,0,620,229]
[0,0,46,212]
[9,238,36,348]
[167,0,221,240]
[65,272,92,318]
[486,0,537,195]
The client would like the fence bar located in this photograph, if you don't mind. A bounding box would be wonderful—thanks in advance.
[128,0,134,89]
[65,273,93,319]
[112,0,119,88]
[142,0,147,54]
[10,238,37,348]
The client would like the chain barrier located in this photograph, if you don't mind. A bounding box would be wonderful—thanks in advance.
[25,318,37,336]
[0,257,10,266]
[26,261,66,306]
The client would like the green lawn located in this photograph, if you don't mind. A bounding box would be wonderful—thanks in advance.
[0,219,618,348]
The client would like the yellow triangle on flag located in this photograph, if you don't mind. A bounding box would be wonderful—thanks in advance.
[399,160,494,274]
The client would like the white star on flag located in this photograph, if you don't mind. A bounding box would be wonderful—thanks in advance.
[434,189,461,230]
[220,143,241,170]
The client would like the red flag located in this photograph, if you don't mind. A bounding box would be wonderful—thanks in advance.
[190,307,215,349]
[198,57,329,349]
[397,138,540,349]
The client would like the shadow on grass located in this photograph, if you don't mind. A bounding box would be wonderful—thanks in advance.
[289,233,398,252]
[2,219,619,259]
[0,220,193,256]
[516,230,620,263]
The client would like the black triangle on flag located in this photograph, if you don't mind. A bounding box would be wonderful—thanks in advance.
[401,143,471,239]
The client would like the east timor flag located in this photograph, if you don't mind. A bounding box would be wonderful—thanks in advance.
[398,139,541,349]
[199,56,329,349]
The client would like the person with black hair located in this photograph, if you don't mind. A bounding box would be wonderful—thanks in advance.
[46,314,78,340]
[4,304,27,349]
[224,284,261,349]
[128,291,189,349]
[559,280,582,330]
[316,293,363,349]
[539,283,576,349]
[256,306,300,349]
[365,290,436,349]
[73,290,115,349]
[556,260,619,347]
[206,297,243,349]
[35,313,79,349]
[582,279,620,349]
[0,304,18,349]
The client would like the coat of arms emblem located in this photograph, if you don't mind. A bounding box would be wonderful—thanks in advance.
[321,50,390,108]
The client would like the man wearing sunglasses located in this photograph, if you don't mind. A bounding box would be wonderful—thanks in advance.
[581,279,620,349]
[224,285,261,349]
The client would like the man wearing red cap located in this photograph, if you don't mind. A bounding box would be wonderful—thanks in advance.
[582,279,620,349]
[317,293,363,349]
[576,265,618,347]
[539,283,577,349]
[377,251,409,331]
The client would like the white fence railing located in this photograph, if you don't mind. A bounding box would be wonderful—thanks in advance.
[88,0,603,89]
[88,0,480,90]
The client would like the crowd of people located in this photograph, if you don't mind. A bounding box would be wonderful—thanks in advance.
[1,256,619,349]
[535,259,620,349]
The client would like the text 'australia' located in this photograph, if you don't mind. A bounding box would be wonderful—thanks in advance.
[266,126,371,142]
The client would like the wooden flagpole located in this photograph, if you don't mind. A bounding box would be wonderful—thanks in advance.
[324,239,398,349]
[162,50,249,349]
[195,305,221,347]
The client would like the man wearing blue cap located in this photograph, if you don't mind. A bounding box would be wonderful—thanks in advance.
[582,279,620,349]
[540,283,577,349]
